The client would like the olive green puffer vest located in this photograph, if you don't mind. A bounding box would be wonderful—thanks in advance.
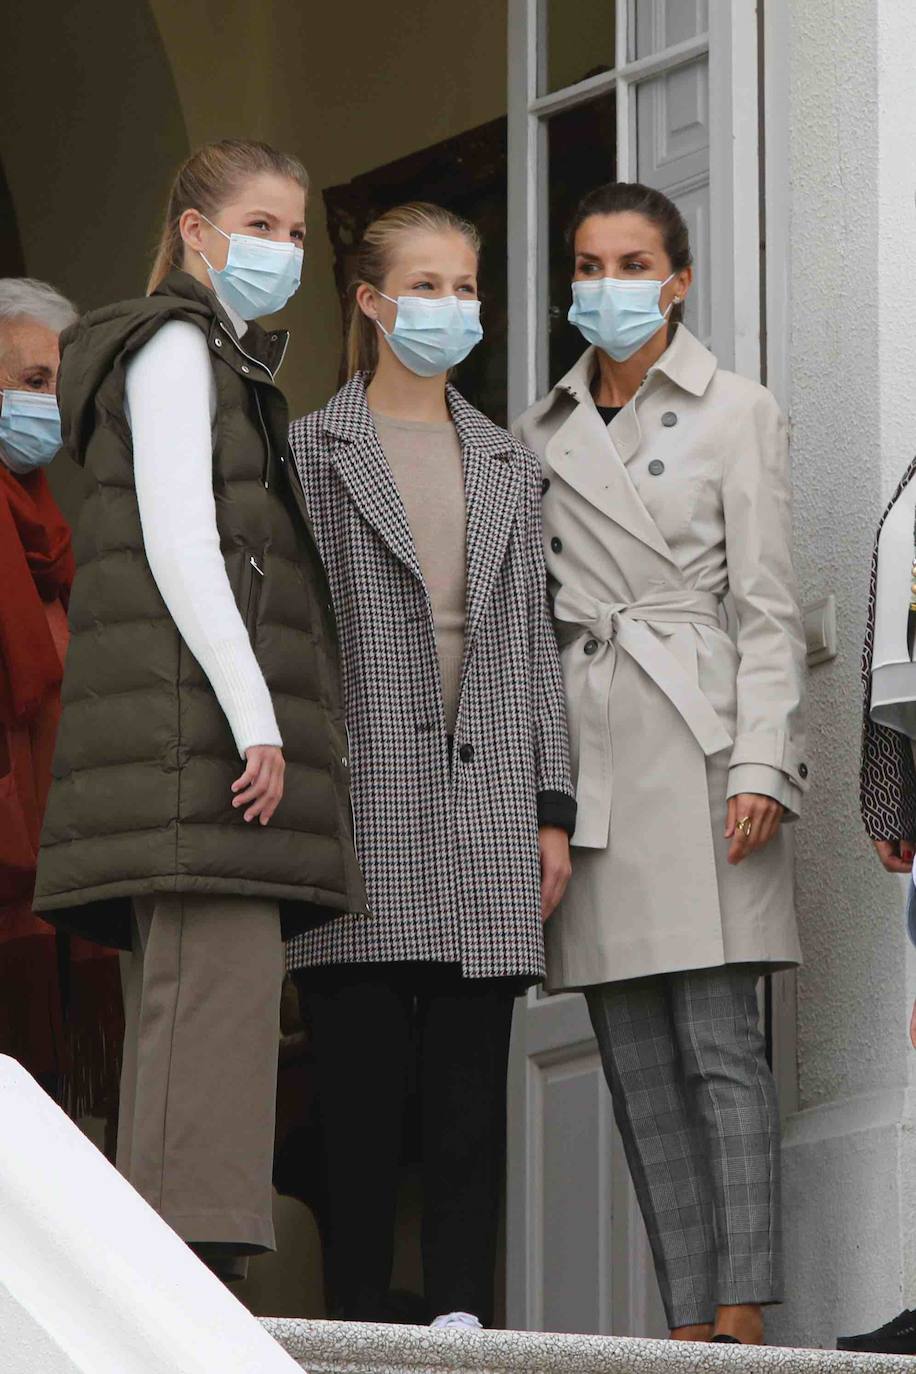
[34,271,366,948]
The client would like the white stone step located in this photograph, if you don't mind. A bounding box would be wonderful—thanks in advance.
[262,1318,916,1374]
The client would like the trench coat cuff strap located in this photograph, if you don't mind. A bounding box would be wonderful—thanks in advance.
[726,763,802,820]
[537,790,578,837]
[729,729,810,795]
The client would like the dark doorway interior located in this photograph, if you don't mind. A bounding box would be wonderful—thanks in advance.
[0,162,26,278]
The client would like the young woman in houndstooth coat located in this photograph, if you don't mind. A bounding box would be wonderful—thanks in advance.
[287,202,576,1329]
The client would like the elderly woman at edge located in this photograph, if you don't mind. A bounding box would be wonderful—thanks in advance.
[0,277,121,1115]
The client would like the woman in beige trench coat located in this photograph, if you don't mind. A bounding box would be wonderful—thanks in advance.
[514,182,807,1347]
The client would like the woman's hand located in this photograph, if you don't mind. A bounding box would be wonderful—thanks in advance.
[872,838,914,874]
[540,826,572,922]
[232,745,285,825]
[725,793,784,866]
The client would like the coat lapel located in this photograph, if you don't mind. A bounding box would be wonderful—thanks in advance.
[447,386,521,646]
[546,384,677,565]
[543,332,717,568]
[321,376,522,640]
[321,374,423,582]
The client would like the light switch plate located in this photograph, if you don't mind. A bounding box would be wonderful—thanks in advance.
[803,594,837,666]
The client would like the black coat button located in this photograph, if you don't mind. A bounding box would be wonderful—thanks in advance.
[551,536,563,553]
[459,743,475,764]
[584,639,599,656]
[542,477,551,494]
[661,412,678,427]
[798,762,808,779]
[648,459,665,476]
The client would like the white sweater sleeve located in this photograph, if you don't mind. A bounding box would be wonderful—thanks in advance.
[126,320,282,758]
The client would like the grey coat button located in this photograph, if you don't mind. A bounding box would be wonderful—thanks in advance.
[551,536,563,553]
[798,762,809,779]
[584,638,599,656]
[661,411,678,427]
[241,364,250,374]
[648,459,665,477]
[542,477,551,494]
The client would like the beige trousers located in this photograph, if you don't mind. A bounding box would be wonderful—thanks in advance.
[117,892,283,1254]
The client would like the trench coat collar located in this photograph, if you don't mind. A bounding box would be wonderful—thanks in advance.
[554,324,718,406]
[544,327,718,566]
[321,373,520,644]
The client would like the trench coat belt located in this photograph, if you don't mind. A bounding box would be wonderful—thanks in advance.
[553,585,734,848]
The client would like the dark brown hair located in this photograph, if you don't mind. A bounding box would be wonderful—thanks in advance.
[566,181,693,333]
[346,202,481,378]
[147,139,309,294]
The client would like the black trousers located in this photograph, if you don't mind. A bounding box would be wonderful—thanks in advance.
[296,962,517,1325]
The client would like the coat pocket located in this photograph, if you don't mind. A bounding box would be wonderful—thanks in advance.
[243,552,265,642]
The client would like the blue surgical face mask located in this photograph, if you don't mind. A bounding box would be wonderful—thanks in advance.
[568,273,676,361]
[375,291,484,378]
[0,390,62,473]
[199,216,303,321]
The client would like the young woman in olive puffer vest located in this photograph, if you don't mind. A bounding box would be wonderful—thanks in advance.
[34,140,365,1280]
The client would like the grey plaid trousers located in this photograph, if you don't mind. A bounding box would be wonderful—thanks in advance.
[586,965,781,1329]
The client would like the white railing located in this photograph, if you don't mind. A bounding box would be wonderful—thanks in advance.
[0,1057,300,1374]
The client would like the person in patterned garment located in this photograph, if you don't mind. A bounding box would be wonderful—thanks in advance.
[850,455,916,1355]
[0,276,122,1122]
[288,202,575,1330]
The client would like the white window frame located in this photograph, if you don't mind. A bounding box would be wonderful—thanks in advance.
[507,0,762,423]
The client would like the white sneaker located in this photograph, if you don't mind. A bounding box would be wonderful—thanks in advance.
[431,1312,483,1330]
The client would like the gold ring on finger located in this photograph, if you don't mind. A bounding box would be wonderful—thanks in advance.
[736,816,753,839]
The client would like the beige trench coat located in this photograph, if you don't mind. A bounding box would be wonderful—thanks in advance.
[514,326,807,990]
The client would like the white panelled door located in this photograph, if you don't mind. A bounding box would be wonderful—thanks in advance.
[505,0,761,1337]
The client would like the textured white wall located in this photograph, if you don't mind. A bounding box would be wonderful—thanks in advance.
[787,0,916,1111]
[770,0,916,1347]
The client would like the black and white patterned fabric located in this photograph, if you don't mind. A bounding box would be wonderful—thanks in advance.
[586,965,781,1329]
[285,374,574,981]
[861,457,916,842]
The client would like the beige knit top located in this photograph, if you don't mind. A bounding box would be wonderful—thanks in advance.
[372,411,468,733]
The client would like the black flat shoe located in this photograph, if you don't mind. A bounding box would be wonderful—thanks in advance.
[838,1308,916,1355]
[711,1335,742,1344]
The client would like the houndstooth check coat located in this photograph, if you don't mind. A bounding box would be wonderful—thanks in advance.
[285,373,575,981]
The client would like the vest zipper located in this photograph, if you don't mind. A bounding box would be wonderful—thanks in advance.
[253,389,272,489]
[218,325,285,487]
[224,331,281,381]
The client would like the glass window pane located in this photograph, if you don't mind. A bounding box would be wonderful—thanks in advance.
[546,93,617,385]
[541,0,615,95]
[635,0,708,59]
